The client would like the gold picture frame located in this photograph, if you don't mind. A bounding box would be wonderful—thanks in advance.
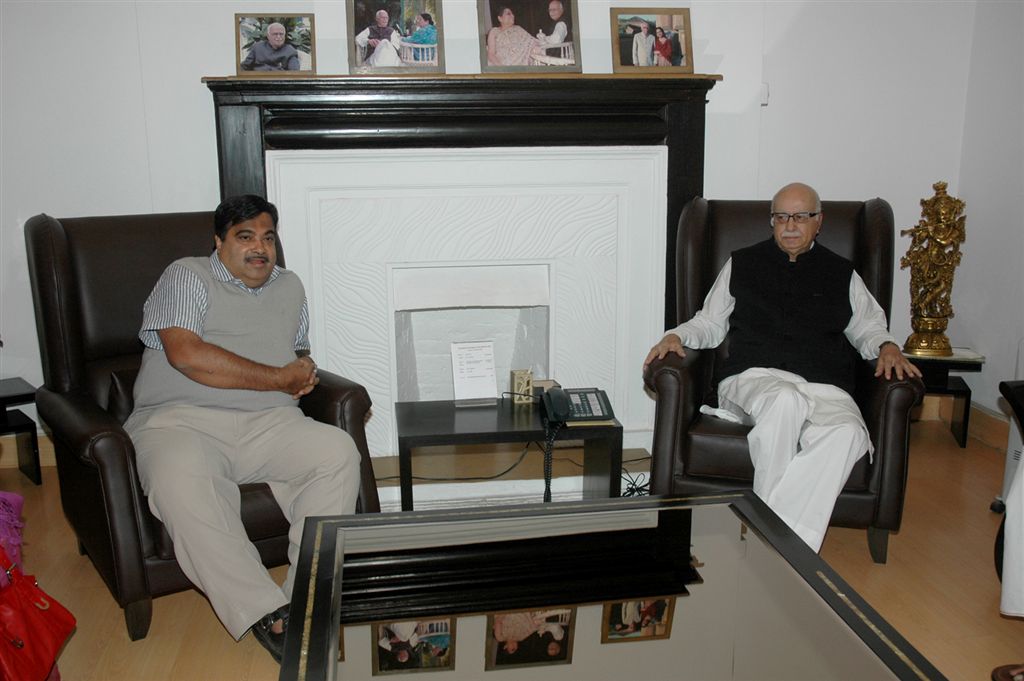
[371,618,456,675]
[478,1,582,74]
[600,597,676,643]
[235,14,315,77]
[485,608,576,670]
[347,1,445,75]
[609,7,693,74]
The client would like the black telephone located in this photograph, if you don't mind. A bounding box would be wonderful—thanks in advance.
[541,387,614,423]
[539,387,614,503]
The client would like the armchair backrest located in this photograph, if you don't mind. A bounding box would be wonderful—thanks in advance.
[25,212,216,411]
[675,197,895,398]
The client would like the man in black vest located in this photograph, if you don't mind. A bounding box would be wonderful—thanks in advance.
[644,182,921,551]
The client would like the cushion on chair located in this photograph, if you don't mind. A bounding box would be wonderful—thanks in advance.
[684,415,871,490]
[685,418,754,480]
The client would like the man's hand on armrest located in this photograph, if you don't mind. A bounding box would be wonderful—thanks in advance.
[159,327,318,399]
[873,342,922,381]
[643,333,686,372]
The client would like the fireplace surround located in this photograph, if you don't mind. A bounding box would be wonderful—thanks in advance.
[205,76,718,481]
[205,75,719,328]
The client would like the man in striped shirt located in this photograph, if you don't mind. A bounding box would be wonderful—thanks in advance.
[123,195,361,662]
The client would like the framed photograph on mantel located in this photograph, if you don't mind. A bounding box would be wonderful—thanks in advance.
[478,1,582,74]
[235,14,315,76]
[610,7,693,74]
[347,0,445,75]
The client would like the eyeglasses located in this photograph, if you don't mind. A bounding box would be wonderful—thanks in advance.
[770,212,820,226]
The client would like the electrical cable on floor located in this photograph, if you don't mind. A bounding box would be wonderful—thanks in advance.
[375,441,542,483]
[621,469,650,497]
[376,448,652,487]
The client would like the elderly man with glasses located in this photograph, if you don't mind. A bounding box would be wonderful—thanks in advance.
[644,182,921,552]
[241,23,300,71]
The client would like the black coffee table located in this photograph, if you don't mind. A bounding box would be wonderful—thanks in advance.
[281,494,945,681]
[394,398,623,511]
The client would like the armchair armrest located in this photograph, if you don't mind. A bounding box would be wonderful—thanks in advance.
[300,370,371,429]
[854,361,925,443]
[853,361,925,528]
[643,350,706,496]
[36,387,137,470]
[35,387,151,604]
[300,370,380,513]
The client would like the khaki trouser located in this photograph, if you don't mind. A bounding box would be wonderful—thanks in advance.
[125,404,360,639]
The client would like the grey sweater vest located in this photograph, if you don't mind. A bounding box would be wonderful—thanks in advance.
[133,257,305,412]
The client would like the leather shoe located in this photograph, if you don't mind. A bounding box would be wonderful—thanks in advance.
[992,665,1024,681]
[251,604,290,663]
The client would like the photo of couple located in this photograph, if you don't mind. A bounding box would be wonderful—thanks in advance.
[611,8,694,73]
[485,608,575,669]
[479,0,581,73]
[373,618,454,674]
[602,597,676,642]
[349,1,443,73]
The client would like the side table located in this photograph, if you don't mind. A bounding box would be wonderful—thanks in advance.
[905,348,984,448]
[0,378,41,485]
[395,398,623,511]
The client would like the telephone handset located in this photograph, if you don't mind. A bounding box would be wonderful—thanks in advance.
[541,387,615,423]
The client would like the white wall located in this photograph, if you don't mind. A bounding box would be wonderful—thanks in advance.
[1,0,1019,448]
[955,0,1024,414]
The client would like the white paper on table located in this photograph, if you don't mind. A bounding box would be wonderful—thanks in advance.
[451,341,497,401]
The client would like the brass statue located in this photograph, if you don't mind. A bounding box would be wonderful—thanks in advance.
[899,181,966,356]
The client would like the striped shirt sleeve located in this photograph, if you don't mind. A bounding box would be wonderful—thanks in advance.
[295,297,311,352]
[139,263,208,350]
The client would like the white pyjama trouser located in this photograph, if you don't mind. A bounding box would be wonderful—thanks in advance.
[717,368,870,552]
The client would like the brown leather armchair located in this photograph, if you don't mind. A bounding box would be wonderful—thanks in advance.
[643,197,924,563]
[24,211,380,640]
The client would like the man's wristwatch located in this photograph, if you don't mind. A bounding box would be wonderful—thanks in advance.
[879,341,899,352]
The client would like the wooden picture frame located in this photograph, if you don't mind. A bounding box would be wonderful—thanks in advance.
[609,7,693,74]
[478,1,582,74]
[485,608,576,670]
[347,1,445,75]
[371,618,456,675]
[600,596,677,643]
[235,14,315,77]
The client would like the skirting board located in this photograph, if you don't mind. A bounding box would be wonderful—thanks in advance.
[376,475,597,513]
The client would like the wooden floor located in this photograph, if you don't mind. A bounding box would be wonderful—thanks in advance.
[1,419,1021,680]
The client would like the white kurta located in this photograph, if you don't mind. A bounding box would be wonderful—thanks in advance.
[666,254,898,551]
[355,27,403,66]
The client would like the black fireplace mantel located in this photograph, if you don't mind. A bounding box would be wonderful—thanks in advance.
[205,75,720,327]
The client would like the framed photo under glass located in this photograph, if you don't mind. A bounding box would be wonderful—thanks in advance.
[600,597,676,643]
[478,0,582,74]
[371,618,455,675]
[485,608,576,670]
[235,14,315,77]
[347,0,445,75]
[609,7,693,74]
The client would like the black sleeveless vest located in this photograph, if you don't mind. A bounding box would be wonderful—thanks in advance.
[718,238,857,395]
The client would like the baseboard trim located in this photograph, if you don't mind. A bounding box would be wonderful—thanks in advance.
[377,476,592,513]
